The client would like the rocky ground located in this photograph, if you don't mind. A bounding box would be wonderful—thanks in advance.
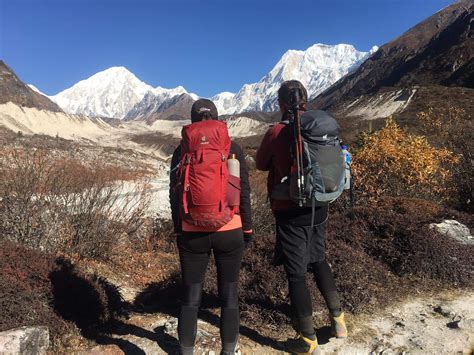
[1,106,472,354]
[73,290,473,354]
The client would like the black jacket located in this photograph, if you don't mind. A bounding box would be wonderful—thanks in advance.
[169,141,252,233]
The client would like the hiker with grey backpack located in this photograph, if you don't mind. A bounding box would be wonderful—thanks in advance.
[256,80,350,354]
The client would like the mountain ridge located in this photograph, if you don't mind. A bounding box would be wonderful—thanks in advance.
[39,43,376,119]
[0,61,62,112]
[311,1,473,112]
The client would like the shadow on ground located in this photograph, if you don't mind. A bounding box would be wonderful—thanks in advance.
[133,273,285,352]
[50,258,181,354]
[50,261,284,353]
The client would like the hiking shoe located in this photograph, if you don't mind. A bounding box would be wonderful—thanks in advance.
[330,312,348,338]
[285,335,319,355]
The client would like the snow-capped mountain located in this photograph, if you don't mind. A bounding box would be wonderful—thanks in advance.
[46,43,377,119]
[50,66,190,119]
[212,43,378,114]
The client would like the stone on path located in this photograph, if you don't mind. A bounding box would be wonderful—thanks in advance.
[0,326,49,355]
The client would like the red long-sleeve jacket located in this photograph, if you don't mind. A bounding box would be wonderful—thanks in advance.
[256,113,328,223]
[256,121,295,211]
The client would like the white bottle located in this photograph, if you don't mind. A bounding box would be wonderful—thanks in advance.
[227,154,240,178]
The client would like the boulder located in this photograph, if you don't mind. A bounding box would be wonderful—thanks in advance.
[429,220,473,245]
[0,326,49,355]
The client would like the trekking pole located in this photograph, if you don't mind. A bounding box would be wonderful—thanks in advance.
[292,90,304,207]
[291,109,301,203]
[297,114,305,205]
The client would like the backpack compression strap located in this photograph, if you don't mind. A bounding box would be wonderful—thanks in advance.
[181,153,191,214]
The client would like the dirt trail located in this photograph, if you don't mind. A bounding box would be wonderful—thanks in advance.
[83,291,473,354]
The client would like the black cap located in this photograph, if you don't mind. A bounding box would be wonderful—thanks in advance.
[191,99,218,123]
[278,80,308,108]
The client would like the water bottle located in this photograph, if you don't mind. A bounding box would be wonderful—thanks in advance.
[341,145,351,190]
[342,145,351,165]
[227,154,240,206]
[227,154,240,178]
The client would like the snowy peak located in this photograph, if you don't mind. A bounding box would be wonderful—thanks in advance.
[46,42,377,119]
[61,66,152,95]
[50,66,188,119]
[212,43,377,114]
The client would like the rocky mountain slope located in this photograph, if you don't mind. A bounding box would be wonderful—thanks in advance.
[125,92,196,123]
[0,61,62,112]
[310,1,473,118]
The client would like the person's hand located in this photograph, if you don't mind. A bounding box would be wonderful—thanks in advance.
[243,231,253,248]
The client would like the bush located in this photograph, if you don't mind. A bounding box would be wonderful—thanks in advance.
[0,240,73,340]
[149,217,176,253]
[249,170,274,237]
[0,240,124,346]
[417,107,473,211]
[351,118,459,203]
[0,148,150,260]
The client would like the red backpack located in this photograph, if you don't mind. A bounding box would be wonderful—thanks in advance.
[178,120,234,228]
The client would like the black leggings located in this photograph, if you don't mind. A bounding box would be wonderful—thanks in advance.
[177,228,244,349]
[288,259,341,336]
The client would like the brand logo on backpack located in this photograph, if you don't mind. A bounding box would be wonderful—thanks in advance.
[200,135,209,145]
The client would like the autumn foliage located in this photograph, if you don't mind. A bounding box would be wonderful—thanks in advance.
[351,118,459,202]
[417,107,473,211]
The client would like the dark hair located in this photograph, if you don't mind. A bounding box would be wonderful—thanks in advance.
[278,80,308,110]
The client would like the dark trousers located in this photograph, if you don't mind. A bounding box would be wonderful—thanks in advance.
[275,220,341,336]
[177,228,244,348]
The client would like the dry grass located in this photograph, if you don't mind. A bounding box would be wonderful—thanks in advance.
[91,216,180,288]
[0,148,151,260]
[0,240,125,348]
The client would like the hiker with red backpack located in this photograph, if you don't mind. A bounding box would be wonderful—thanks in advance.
[169,99,252,355]
[256,81,349,354]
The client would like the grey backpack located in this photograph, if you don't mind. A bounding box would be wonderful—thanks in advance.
[272,110,350,217]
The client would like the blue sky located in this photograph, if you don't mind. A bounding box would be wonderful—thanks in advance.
[1,0,454,97]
